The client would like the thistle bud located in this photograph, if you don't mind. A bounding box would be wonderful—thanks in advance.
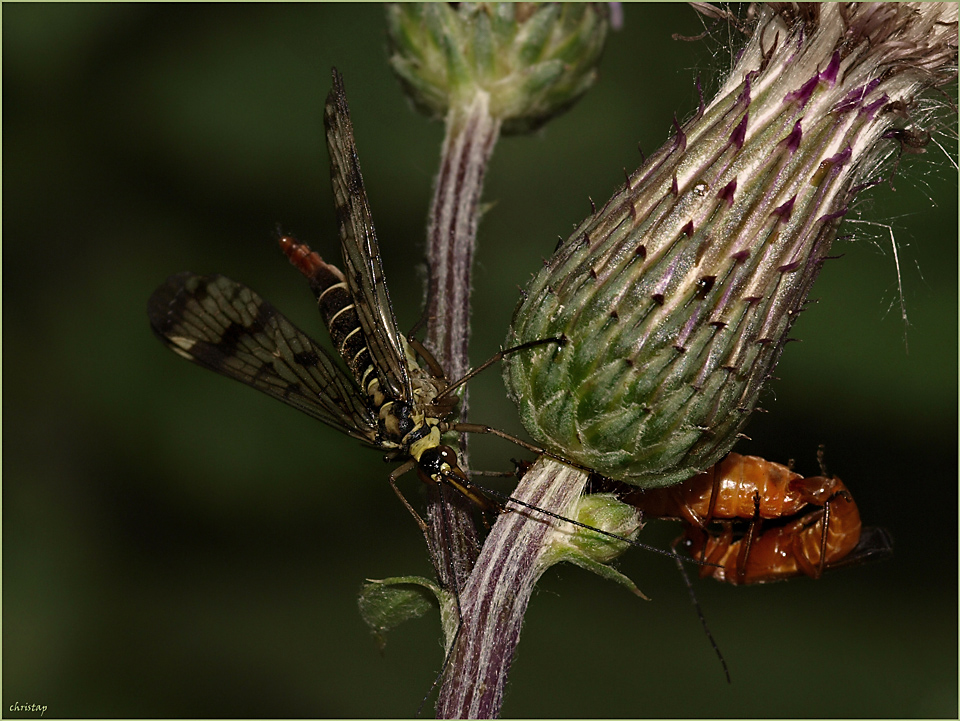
[549,491,641,563]
[538,491,648,598]
[386,2,609,134]
[505,3,958,488]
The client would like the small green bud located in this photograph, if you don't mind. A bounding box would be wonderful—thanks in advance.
[386,3,609,133]
[540,492,648,598]
[552,492,641,563]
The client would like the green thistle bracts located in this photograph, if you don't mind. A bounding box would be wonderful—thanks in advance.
[502,6,920,488]
[503,134,837,488]
[386,3,608,133]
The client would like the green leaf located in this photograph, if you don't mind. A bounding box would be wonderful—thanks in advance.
[357,576,443,652]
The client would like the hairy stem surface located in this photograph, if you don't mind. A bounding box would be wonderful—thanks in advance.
[423,92,500,605]
[435,458,589,719]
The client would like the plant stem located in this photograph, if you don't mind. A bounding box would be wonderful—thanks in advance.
[422,90,500,599]
[435,459,590,718]
[423,87,599,721]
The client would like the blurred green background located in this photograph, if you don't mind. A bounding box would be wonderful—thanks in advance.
[4,4,956,718]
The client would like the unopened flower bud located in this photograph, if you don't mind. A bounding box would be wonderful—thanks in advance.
[505,3,958,488]
[550,492,642,563]
[538,488,647,598]
[386,2,609,134]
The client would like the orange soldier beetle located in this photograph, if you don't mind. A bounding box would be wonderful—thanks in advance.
[623,451,886,585]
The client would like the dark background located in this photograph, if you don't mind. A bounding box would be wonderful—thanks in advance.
[5,4,956,718]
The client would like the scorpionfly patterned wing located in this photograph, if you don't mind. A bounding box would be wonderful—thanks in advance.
[148,271,378,445]
[148,69,460,475]
[324,68,412,402]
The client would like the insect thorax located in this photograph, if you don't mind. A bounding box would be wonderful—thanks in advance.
[375,340,464,468]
